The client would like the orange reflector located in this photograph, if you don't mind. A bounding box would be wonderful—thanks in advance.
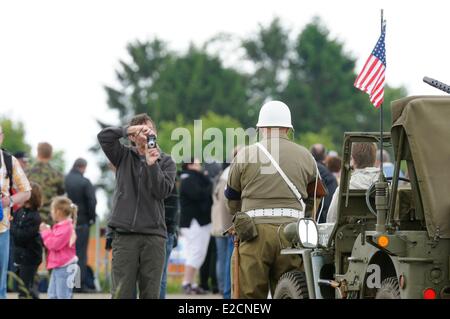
[423,288,437,299]
[377,235,389,248]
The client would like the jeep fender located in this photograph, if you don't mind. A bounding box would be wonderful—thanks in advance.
[344,234,400,298]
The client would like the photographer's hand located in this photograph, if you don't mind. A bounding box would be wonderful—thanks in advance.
[145,145,160,166]
[127,125,152,139]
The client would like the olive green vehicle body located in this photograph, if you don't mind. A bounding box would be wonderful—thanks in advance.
[279,96,450,299]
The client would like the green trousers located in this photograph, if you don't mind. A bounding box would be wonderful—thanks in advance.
[231,223,302,299]
[111,232,166,299]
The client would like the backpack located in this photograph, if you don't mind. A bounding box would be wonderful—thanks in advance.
[0,149,14,193]
[0,149,14,220]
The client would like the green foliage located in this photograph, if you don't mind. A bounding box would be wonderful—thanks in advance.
[0,118,31,154]
[104,39,173,120]
[242,17,290,103]
[0,117,66,173]
[95,17,408,197]
[105,39,252,127]
[103,18,406,149]
[281,17,405,144]
[158,112,244,163]
[295,128,338,152]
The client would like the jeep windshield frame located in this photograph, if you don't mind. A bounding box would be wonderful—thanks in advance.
[328,132,390,247]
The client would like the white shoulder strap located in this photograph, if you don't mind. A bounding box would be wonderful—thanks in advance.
[256,142,306,212]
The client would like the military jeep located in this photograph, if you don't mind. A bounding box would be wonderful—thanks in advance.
[274,96,450,299]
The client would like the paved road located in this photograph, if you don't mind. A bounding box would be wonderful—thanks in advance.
[7,292,222,299]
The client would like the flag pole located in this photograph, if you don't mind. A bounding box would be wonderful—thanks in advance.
[375,9,388,234]
[379,9,384,174]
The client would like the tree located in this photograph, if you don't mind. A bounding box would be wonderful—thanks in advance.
[0,117,66,172]
[242,17,290,105]
[0,117,31,154]
[156,112,244,164]
[283,18,406,145]
[295,128,338,153]
[97,17,409,198]
[105,39,252,126]
[104,38,174,122]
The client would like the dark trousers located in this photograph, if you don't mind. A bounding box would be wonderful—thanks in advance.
[8,238,17,292]
[200,236,218,293]
[160,232,175,299]
[111,232,166,299]
[75,224,90,289]
[16,265,39,299]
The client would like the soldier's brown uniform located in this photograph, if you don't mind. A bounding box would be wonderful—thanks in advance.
[226,133,316,298]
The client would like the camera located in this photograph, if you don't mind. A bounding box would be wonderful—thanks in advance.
[147,134,157,149]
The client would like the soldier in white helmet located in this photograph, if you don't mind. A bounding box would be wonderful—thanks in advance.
[225,101,318,298]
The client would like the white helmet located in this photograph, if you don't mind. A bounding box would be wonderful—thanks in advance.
[256,100,293,128]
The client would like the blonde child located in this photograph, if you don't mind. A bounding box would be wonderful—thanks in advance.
[40,196,78,299]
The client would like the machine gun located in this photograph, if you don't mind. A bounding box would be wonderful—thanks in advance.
[423,76,450,94]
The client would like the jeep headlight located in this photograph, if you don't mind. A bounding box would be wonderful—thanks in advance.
[283,222,299,244]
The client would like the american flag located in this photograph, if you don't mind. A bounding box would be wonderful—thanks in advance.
[354,25,386,108]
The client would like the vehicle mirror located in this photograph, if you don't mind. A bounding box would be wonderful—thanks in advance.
[297,218,319,249]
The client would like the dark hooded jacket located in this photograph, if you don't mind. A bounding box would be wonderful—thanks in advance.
[10,208,43,266]
[98,126,177,238]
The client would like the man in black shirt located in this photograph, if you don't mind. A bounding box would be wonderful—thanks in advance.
[64,158,97,292]
[310,144,338,223]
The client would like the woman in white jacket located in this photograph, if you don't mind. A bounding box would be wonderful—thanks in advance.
[326,143,379,223]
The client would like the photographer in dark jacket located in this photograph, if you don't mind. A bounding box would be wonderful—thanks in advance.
[10,182,42,299]
[97,114,176,299]
[179,158,213,294]
[64,158,97,293]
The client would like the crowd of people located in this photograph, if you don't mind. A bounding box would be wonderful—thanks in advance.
[1,99,403,300]
[95,105,350,299]
[0,125,97,299]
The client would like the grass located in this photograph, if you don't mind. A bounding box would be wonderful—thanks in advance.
[166,275,182,294]
[96,270,183,294]
[9,265,184,296]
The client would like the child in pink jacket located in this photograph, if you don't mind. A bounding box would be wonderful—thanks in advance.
[40,196,78,299]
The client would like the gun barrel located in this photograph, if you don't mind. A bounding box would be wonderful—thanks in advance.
[423,76,450,94]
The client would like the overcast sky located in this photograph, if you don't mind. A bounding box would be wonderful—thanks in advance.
[1,0,449,217]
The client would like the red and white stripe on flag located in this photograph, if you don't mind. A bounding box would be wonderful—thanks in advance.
[354,26,386,108]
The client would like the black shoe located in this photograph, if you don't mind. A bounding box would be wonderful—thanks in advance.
[191,286,207,295]
[74,287,97,294]
[182,283,193,295]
